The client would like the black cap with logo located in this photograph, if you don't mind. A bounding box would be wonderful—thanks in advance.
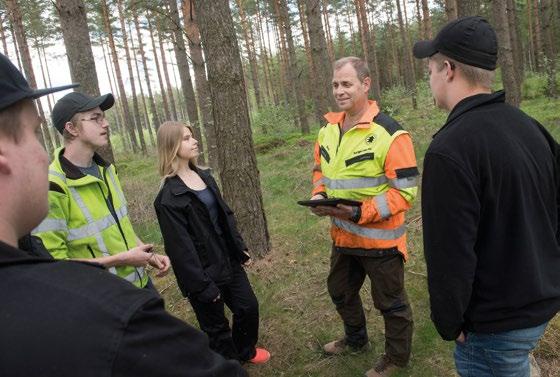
[0,52,78,112]
[52,92,115,134]
[413,16,498,70]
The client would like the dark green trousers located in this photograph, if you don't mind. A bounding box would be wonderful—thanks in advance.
[327,250,413,366]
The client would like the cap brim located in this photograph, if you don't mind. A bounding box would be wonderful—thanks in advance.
[413,40,438,59]
[78,93,115,112]
[31,83,80,99]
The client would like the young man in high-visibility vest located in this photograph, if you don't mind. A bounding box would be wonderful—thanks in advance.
[414,16,560,376]
[33,91,170,289]
[0,52,247,377]
[309,56,419,377]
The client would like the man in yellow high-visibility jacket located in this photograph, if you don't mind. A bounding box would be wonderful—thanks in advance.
[309,57,418,377]
[33,92,170,289]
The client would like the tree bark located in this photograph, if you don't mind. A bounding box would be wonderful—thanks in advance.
[167,0,205,162]
[193,0,270,257]
[6,0,53,154]
[395,0,417,109]
[457,0,481,17]
[0,15,9,56]
[235,0,263,110]
[305,0,334,124]
[278,0,309,134]
[355,0,381,100]
[322,0,335,62]
[492,0,521,106]
[532,0,544,72]
[254,0,274,104]
[100,0,139,153]
[541,0,558,97]
[422,0,432,38]
[132,6,160,138]
[506,0,523,86]
[156,25,178,121]
[445,0,457,21]
[117,0,147,154]
[147,15,171,122]
[183,0,217,168]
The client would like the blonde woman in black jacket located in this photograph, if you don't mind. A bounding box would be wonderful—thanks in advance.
[154,121,270,364]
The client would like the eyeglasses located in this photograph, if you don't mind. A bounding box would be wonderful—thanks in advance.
[80,112,106,125]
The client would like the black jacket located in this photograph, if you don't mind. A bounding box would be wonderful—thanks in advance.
[422,91,560,341]
[0,240,247,377]
[154,169,250,303]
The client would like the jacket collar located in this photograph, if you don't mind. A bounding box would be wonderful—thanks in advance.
[434,91,505,138]
[0,239,52,265]
[55,147,111,180]
[167,167,213,196]
[324,100,380,129]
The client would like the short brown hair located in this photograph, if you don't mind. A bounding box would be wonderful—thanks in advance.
[0,99,28,142]
[62,113,81,142]
[333,57,370,81]
[430,53,495,89]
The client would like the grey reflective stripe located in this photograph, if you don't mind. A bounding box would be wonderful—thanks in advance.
[107,168,126,204]
[313,178,324,187]
[332,218,406,240]
[32,218,68,234]
[66,206,129,241]
[123,268,145,284]
[323,176,388,190]
[49,169,66,182]
[389,176,419,189]
[374,194,391,220]
[68,187,117,275]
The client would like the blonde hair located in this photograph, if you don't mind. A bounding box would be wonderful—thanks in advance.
[157,121,197,182]
[430,53,495,89]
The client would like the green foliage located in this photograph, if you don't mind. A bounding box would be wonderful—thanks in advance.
[251,102,299,136]
[522,72,553,99]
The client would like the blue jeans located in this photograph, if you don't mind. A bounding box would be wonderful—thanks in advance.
[454,322,548,377]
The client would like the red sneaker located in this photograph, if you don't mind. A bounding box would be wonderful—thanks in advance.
[248,347,270,364]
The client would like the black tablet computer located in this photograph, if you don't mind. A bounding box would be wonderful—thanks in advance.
[297,198,362,207]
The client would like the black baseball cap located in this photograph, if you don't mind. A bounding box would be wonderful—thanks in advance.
[52,92,115,134]
[413,16,498,70]
[0,52,78,112]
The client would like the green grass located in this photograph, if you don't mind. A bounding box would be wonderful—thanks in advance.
[116,76,560,377]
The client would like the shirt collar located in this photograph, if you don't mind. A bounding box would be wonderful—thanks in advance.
[324,100,380,129]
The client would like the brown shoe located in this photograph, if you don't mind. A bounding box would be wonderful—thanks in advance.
[364,354,401,377]
[323,339,370,355]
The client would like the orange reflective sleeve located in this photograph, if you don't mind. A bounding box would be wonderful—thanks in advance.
[312,140,326,196]
[359,134,418,224]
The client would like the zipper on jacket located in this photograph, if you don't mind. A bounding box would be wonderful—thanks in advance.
[99,168,129,251]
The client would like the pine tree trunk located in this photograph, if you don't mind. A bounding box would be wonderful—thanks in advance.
[156,25,178,121]
[296,0,315,97]
[457,0,481,17]
[279,0,309,134]
[395,0,417,109]
[345,0,357,54]
[506,0,523,86]
[445,0,457,21]
[254,0,274,104]
[492,0,521,106]
[193,0,270,257]
[6,0,53,154]
[37,43,59,149]
[100,0,139,153]
[322,0,335,61]
[422,0,432,38]
[127,21,154,148]
[8,19,23,71]
[235,0,263,110]
[264,12,281,106]
[527,0,535,71]
[132,8,160,136]
[306,0,334,124]
[167,0,205,163]
[183,0,217,168]
[541,0,558,97]
[0,16,9,55]
[117,0,146,154]
[147,15,171,121]
[355,0,381,100]
[532,0,544,72]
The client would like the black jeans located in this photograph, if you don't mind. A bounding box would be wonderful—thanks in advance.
[189,263,259,362]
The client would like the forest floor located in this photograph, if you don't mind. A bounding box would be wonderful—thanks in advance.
[116,79,560,377]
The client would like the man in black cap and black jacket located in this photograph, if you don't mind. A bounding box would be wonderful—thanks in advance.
[413,16,560,376]
[0,52,247,376]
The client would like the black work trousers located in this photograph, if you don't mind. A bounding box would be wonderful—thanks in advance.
[327,250,413,366]
[189,263,259,362]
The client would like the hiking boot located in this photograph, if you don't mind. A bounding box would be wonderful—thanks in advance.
[248,348,270,364]
[365,354,401,377]
[323,339,370,355]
